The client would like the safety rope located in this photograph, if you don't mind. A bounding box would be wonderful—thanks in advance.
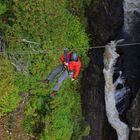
[0,41,140,55]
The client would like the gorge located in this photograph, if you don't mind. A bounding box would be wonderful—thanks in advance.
[0,0,140,140]
[81,0,140,140]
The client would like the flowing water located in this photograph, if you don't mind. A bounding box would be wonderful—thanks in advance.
[116,0,140,112]
[103,0,140,139]
[103,41,129,140]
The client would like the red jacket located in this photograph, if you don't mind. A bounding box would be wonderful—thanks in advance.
[60,52,81,79]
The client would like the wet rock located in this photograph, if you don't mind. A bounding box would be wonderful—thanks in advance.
[85,0,123,44]
[0,37,6,52]
[126,89,140,140]
[81,0,124,140]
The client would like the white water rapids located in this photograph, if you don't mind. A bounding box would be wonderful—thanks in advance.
[103,41,129,140]
[103,0,140,139]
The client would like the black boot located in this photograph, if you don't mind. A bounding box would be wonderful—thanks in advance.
[39,79,49,84]
[50,91,57,97]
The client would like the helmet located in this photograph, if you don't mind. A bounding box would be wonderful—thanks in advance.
[70,52,78,61]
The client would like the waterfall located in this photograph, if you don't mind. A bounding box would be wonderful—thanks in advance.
[103,0,140,139]
[103,41,129,140]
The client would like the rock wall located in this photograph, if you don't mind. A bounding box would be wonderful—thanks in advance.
[81,0,140,139]
[80,0,123,140]
[126,89,140,140]
[85,0,123,44]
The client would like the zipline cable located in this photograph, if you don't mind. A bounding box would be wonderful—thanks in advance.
[0,41,140,55]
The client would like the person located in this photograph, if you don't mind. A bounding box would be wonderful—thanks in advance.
[40,51,81,96]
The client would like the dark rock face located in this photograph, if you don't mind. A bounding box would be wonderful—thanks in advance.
[81,0,123,140]
[85,0,123,44]
[126,90,140,140]
[81,50,117,140]
[115,44,140,113]
[0,37,6,52]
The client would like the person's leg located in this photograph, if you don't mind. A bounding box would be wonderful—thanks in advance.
[53,70,68,92]
[48,64,63,81]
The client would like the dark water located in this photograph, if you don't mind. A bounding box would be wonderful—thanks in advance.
[115,10,140,114]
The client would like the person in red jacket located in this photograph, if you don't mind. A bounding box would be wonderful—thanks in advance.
[40,51,81,96]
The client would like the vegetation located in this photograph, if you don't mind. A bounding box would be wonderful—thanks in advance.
[0,56,20,117]
[0,0,90,139]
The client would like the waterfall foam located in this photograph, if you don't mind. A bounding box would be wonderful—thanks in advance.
[103,41,129,140]
[114,71,130,114]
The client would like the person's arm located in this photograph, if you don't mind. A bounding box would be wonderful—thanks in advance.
[60,52,71,65]
[60,55,69,66]
[64,48,69,63]
[60,55,65,62]
[72,61,81,80]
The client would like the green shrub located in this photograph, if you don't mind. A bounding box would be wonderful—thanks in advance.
[0,56,20,117]
[0,3,7,15]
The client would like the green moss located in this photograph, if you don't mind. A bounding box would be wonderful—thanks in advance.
[0,3,7,15]
[0,56,20,117]
[81,125,90,137]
